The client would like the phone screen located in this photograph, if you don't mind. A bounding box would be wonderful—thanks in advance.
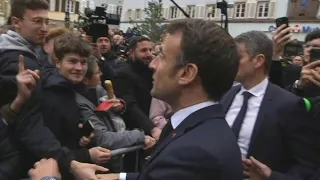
[81,120,94,137]
[310,48,320,62]
[276,17,289,28]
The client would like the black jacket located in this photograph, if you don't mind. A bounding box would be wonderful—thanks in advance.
[0,31,42,106]
[112,60,154,134]
[39,66,86,149]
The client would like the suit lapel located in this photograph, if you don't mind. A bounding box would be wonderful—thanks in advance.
[247,82,275,157]
[221,85,241,113]
[144,105,225,168]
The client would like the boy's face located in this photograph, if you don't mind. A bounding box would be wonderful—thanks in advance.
[56,53,88,84]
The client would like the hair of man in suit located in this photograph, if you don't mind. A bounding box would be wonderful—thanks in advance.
[10,0,49,45]
[234,31,273,74]
[150,19,239,103]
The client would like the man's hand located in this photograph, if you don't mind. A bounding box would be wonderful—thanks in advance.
[243,158,253,177]
[79,124,95,147]
[70,160,109,180]
[249,156,272,180]
[143,136,156,150]
[151,127,162,141]
[298,60,320,89]
[272,24,292,60]
[89,147,112,164]
[92,45,102,59]
[97,173,120,180]
[11,55,40,113]
[28,158,61,180]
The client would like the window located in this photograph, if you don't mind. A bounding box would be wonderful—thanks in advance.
[187,5,196,18]
[235,3,246,18]
[257,2,269,18]
[170,7,178,19]
[206,4,216,18]
[107,4,117,14]
[66,0,75,13]
[116,6,122,15]
[136,9,141,19]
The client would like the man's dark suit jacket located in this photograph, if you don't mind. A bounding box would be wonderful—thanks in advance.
[126,104,243,180]
[220,82,320,180]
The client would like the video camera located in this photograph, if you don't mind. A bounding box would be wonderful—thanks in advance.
[78,6,120,42]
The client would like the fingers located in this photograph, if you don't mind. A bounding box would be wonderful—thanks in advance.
[305,60,320,69]
[93,164,109,172]
[78,124,83,128]
[96,147,111,153]
[19,55,25,73]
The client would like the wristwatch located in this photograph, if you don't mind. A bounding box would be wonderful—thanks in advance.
[41,176,60,180]
[293,80,300,89]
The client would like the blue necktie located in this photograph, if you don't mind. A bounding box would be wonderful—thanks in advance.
[232,91,253,139]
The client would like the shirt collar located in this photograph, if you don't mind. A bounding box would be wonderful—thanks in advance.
[171,101,217,129]
[240,78,269,97]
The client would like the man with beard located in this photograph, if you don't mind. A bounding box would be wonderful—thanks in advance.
[112,36,162,172]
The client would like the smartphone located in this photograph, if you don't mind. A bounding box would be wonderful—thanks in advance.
[81,120,94,137]
[276,17,289,28]
[310,48,320,62]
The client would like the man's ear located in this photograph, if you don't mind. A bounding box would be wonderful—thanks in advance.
[129,49,135,58]
[11,17,21,30]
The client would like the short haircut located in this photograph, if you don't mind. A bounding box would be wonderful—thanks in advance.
[234,31,273,72]
[85,56,99,79]
[54,33,92,61]
[127,36,151,51]
[305,30,320,43]
[11,0,49,19]
[166,19,239,101]
[45,27,70,43]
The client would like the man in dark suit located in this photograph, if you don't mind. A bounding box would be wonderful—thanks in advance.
[97,19,243,180]
[220,31,320,180]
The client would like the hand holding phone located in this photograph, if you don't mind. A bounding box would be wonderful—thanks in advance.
[310,48,320,62]
[80,120,94,137]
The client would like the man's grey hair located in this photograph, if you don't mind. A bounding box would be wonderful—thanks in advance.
[234,30,273,72]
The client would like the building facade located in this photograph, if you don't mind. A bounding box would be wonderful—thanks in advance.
[47,0,82,26]
[0,0,10,25]
[120,0,320,41]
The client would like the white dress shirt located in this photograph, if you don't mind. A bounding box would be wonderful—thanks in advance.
[225,78,268,159]
[119,101,217,180]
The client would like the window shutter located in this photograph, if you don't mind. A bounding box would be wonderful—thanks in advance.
[75,1,79,14]
[269,1,276,18]
[61,0,66,12]
[55,0,60,11]
[199,6,205,18]
[245,3,250,17]
[195,6,200,18]
[228,8,234,18]
[249,2,257,18]
[131,9,136,20]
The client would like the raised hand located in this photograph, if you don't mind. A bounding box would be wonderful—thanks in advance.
[16,54,40,103]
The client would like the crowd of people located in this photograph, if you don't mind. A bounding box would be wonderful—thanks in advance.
[0,0,320,180]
